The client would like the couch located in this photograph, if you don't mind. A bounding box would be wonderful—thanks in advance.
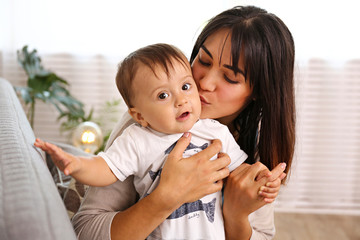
[0,77,78,240]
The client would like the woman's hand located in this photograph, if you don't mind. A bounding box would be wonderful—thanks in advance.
[157,132,231,209]
[222,162,286,240]
[110,132,232,240]
[223,162,286,216]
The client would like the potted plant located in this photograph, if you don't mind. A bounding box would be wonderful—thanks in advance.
[15,45,92,129]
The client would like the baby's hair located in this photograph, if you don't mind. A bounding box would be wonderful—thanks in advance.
[116,43,189,108]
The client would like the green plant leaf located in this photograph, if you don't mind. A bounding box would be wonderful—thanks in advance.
[14,86,33,104]
[16,45,95,135]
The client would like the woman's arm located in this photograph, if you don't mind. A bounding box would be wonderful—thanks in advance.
[111,133,231,239]
[73,133,232,240]
[223,162,286,240]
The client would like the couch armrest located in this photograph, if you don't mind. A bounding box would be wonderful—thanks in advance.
[0,78,77,240]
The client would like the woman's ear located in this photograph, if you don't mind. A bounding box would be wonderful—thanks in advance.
[128,108,149,128]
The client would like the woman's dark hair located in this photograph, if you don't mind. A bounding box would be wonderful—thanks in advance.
[190,6,295,178]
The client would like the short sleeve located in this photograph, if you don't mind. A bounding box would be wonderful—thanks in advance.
[98,127,139,181]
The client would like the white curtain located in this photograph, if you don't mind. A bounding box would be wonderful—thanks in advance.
[1,0,359,214]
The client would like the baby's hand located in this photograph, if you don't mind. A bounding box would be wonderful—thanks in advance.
[256,163,287,203]
[34,138,81,176]
[258,172,286,203]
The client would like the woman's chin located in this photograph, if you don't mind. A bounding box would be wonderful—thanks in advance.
[200,112,214,120]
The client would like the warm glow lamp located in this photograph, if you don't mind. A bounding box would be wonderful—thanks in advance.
[72,121,103,153]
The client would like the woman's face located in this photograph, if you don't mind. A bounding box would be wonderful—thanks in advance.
[192,28,253,127]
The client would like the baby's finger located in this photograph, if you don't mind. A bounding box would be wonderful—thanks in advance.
[64,163,74,176]
[44,142,61,155]
[63,161,79,176]
[34,138,47,150]
[265,180,281,188]
[259,191,278,199]
[259,185,279,194]
[264,198,275,203]
[64,167,71,176]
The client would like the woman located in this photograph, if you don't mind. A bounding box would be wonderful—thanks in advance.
[72,5,295,240]
[190,6,295,239]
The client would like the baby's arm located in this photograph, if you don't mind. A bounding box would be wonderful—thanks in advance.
[34,138,117,186]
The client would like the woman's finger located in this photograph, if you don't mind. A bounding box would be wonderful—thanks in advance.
[196,139,223,162]
[210,166,230,183]
[229,162,251,176]
[267,162,286,182]
[249,162,269,182]
[210,152,231,172]
[255,168,272,181]
[279,172,287,181]
[209,179,224,193]
[167,132,192,160]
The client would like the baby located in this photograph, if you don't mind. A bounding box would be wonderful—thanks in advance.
[35,43,247,239]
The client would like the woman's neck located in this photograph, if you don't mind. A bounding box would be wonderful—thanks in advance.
[216,114,239,140]
[228,123,240,141]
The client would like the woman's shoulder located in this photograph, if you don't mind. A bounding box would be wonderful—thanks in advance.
[192,119,232,142]
[196,118,230,133]
[197,118,226,128]
[105,112,136,150]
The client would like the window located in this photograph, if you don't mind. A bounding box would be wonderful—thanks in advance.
[1,0,359,214]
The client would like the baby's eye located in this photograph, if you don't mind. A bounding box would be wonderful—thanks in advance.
[158,92,169,100]
[182,83,191,91]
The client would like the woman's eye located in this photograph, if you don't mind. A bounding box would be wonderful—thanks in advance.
[182,83,191,91]
[224,74,239,84]
[158,92,169,100]
[198,57,211,67]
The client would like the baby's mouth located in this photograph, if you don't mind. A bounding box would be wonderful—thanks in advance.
[177,111,190,120]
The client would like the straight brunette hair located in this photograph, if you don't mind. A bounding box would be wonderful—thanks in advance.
[190,6,295,178]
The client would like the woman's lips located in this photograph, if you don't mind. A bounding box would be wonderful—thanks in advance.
[200,96,209,105]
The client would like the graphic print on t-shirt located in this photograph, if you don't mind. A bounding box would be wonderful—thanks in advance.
[147,141,216,223]
[167,198,216,223]
[164,141,209,154]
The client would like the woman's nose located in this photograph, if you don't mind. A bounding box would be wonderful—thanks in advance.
[198,72,217,92]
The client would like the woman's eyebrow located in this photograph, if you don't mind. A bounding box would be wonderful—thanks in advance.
[223,64,246,77]
[200,45,213,59]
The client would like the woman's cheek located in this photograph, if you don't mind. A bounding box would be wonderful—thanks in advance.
[191,62,203,86]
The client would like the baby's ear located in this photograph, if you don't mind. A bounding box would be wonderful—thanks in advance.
[128,108,148,128]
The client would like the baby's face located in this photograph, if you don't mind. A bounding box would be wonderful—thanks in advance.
[129,60,201,134]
